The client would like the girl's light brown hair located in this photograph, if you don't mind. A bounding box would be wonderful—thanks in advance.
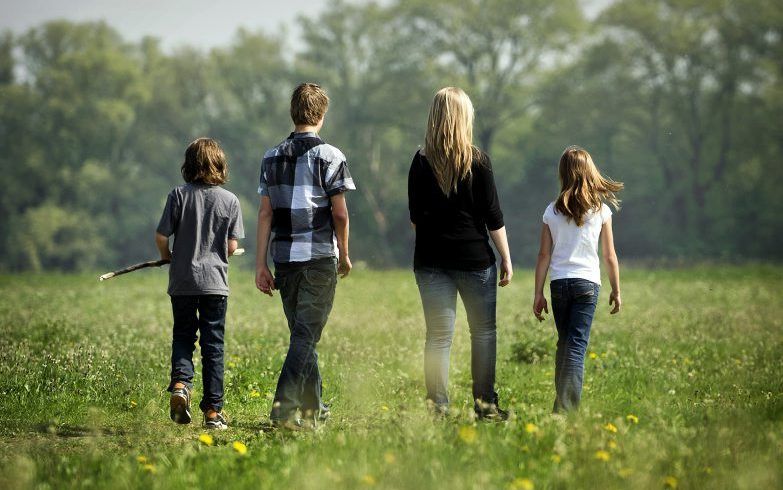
[181,138,228,185]
[424,87,476,195]
[555,146,623,226]
[290,83,329,126]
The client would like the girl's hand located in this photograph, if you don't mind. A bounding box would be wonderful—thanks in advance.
[609,290,621,314]
[499,259,513,287]
[533,293,548,321]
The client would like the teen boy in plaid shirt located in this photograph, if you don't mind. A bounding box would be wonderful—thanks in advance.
[255,83,355,429]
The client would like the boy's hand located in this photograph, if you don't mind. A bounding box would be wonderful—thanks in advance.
[255,266,275,297]
[533,293,548,321]
[609,290,621,314]
[338,255,352,278]
[499,259,513,287]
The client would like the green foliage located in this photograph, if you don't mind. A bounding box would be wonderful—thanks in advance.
[0,0,781,271]
[0,267,781,488]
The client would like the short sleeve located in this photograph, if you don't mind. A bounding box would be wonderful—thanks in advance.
[324,156,356,197]
[600,203,613,223]
[156,191,179,237]
[542,203,553,225]
[257,162,269,196]
[228,198,245,239]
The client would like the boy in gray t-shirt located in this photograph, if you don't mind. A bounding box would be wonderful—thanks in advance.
[155,138,244,430]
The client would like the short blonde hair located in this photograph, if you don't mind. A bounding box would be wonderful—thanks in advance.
[181,138,228,185]
[555,146,623,226]
[290,83,329,126]
[424,87,476,195]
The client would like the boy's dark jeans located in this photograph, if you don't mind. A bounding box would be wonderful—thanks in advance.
[270,257,337,422]
[550,278,599,412]
[168,295,227,413]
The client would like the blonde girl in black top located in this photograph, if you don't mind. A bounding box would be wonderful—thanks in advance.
[408,87,512,420]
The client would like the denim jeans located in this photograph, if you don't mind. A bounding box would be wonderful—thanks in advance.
[550,278,600,412]
[270,257,337,422]
[415,265,499,412]
[169,295,227,412]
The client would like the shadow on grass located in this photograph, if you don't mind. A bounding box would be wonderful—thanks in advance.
[31,424,128,438]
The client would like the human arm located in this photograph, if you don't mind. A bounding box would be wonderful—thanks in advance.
[533,224,553,321]
[331,193,352,278]
[488,227,513,287]
[255,196,274,296]
[600,217,621,314]
[155,232,172,261]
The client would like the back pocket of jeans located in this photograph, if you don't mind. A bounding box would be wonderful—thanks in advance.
[305,268,334,287]
[573,282,597,303]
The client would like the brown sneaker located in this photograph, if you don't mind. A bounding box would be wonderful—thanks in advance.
[170,386,192,424]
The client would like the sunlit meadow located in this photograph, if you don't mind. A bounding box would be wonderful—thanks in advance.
[0,266,781,489]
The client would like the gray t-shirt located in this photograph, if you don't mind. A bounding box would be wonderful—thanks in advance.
[156,184,244,296]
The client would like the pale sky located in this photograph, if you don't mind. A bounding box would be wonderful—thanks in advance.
[1,0,612,52]
[0,0,336,51]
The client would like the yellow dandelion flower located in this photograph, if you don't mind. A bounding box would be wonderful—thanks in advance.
[703,466,713,474]
[458,426,477,444]
[136,455,148,464]
[249,390,261,398]
[604,422,618,433]
[383,452,396,464]
[381,405,389,411]
[595,450,610,462]
[198,433,214,446]
[626,414,639,424]
[142,463,157,474]
[607,440,617,450]
[227,361,236,369]
[524,423,538,434]
[589,352,598,359]
[361,474,376,486]
[130,400,137,408]
[664,475,678,488]
[509,477,534,490]
[618,467,634,478]
[550,454,561,464]
[232,441,248,455]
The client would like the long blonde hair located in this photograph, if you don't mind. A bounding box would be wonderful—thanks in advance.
[555,146,623,226]
[424,87,476,195]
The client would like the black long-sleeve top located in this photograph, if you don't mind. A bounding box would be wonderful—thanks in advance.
[408,149,504,270]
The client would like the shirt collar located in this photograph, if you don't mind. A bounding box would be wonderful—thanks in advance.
[289,131,318,139]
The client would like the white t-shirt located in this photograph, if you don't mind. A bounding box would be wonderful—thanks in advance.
[543,202,612,285]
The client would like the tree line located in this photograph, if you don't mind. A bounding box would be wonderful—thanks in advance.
[1,0,781,271]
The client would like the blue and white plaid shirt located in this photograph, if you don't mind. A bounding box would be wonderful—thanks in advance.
[259,132,356,264]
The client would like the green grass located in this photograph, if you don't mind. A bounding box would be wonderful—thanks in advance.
[0,266,781,489]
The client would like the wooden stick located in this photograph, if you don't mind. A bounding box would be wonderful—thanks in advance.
[98,248,244,281]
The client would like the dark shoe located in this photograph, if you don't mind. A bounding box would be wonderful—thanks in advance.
[476,404,509,422]
[170,386,192,424]
[204,411,228,430]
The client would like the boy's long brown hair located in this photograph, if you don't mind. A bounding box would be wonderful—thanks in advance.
[555,146,623,226]
[181,138,228,185]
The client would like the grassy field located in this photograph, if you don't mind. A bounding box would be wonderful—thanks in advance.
[0,266,781,489]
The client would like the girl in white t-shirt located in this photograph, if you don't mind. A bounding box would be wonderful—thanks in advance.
[532,146,623,412]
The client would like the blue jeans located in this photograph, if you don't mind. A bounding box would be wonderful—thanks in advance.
[168,295,227,412]
[270,257,337,422]
[550,278,599,412]
[415,265,499,412]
